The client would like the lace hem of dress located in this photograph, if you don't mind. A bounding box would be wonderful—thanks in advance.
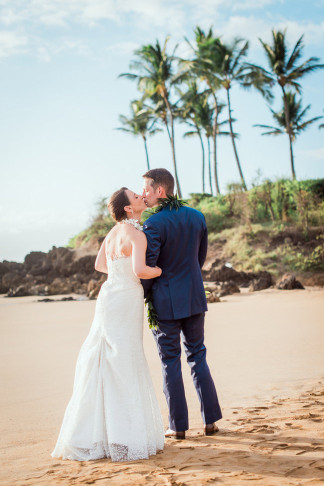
[51,440,162,462]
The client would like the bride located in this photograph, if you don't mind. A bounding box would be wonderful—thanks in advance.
[51,187,164,462]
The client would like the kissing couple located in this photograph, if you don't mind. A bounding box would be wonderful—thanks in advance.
[51,168,222,462]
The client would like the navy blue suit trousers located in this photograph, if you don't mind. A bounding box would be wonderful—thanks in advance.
[152,312,222,431]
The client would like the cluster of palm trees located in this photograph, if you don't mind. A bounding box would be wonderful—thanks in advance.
[117,28,324,197]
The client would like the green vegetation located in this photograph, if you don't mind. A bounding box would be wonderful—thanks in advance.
[67,179,324,277]
[67,197,115,248]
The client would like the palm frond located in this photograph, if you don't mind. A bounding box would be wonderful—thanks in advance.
[286,34,304,71]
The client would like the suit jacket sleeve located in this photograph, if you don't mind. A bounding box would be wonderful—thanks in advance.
[141,218,161,297]
[198,218,208,269]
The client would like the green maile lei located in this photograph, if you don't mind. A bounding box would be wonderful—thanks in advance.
[143,194,187,330]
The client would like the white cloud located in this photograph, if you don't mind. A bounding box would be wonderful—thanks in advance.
[37,45,50,62]
[0,30,28,57]
[232,0,276,11]
[276,20,324,46]
[0,0,323,61]
[55,39,90,56]
[106,41,140,55]
[191,15,324,51]
[219,15,272,44]
[0,0,183,29]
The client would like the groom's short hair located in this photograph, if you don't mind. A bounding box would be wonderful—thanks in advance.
[143,168,174,195]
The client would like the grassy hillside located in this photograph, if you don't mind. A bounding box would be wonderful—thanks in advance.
[68,179,324,280]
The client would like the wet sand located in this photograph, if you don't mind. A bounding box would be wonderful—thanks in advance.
[0,288,323,485]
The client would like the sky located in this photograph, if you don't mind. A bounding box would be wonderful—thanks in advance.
[0,0,323,262]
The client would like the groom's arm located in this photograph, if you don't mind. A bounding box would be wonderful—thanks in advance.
[141,218,161,297]
[198,218,208,269]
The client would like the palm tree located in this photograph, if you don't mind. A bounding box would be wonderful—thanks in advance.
[200,100,232,195]
[184,27,223,194]
[178,81,208,193]
[319,110,324,129]
[117,100,161,170]
[202,103,214,195]
[215,37,251,190]
[119,37,184,196]
[254,92,323,178]
[248,29,324,180]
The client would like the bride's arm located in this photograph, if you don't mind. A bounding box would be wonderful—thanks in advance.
[94,236,108,274]
[131,231,162,279]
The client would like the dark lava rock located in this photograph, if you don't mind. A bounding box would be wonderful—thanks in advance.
[218,280,240,297]
[276,274,304,290]
[2,272,22,290]
[38,296,76,302]
[24,251,51,276]
[87,276,106,299]
[249,271,273,292]
[69,255,96,275]
[7,285,30,297]
[204,264,254,286]
[0,262,10,277]
[46,277,74,295]
[206,291,221,303]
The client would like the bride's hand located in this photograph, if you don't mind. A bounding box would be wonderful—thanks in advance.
[155,266,162,277]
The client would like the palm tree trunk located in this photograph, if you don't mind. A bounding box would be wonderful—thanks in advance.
[281,86,296,180]
[226,88,247,190]
[289,136,295,181]
[207,136,213,195]
[143,136,150,171]
[163,95,182,197]
[197,127,205,193]
[211,92,220,195]
[163,118,172,141]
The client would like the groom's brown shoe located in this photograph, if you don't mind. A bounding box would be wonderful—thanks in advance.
[165,428,186,440]
[204,423,219,436]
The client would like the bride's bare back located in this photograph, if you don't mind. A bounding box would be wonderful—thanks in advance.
[106,223,135,260]
[95,222,161,280]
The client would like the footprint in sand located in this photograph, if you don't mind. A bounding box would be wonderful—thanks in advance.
[244,425,278,434]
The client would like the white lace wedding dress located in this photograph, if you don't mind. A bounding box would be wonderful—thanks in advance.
[51,255,164,462]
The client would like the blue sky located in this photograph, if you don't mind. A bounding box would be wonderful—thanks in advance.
[1,0,323,262]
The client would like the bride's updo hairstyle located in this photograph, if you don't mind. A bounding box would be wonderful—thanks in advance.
[107,187,130,222]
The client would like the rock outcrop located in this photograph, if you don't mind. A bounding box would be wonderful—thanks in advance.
[276,274,304,290]
[202,263,273,290]
[202,261,274,303]
[1,246,307,301]
[249,271,274,292]
[0,246,102,298]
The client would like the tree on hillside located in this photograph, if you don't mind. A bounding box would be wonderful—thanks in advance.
[117,100,161,170]
[254,92,323,178]
[119,37,184,196]
[247,29,324,179]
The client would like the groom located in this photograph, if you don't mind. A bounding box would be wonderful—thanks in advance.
[141,168,222,439]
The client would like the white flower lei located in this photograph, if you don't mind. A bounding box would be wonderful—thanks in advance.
[120,218,143,231]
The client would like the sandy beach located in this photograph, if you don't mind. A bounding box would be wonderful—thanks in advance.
[1,287,324,485]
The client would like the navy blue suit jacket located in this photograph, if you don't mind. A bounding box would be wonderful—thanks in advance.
[141,205,208,320]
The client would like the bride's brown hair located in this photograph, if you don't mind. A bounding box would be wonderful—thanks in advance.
[107,187,130,222]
